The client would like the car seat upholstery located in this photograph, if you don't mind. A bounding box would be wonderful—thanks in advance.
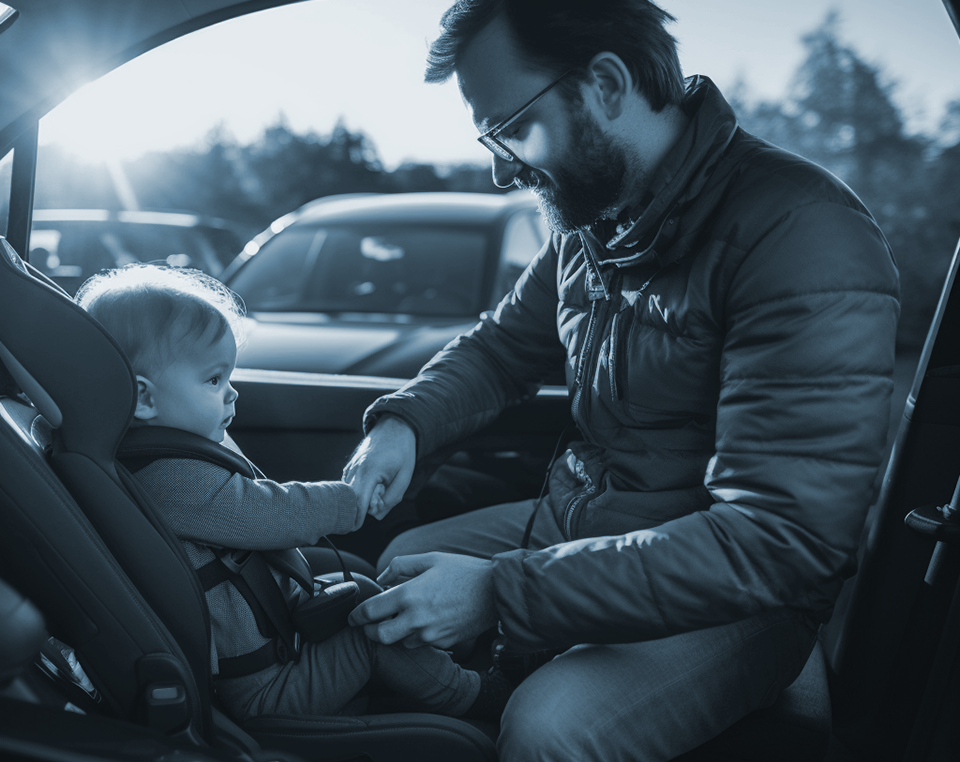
[0,236,498,762]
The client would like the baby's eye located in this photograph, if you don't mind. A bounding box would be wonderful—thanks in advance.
[209,375,221,386]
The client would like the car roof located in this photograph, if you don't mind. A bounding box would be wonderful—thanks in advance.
[0,0,303,153]
[290,190,540,227]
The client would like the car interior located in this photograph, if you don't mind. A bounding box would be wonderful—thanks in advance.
[1,1,959,761]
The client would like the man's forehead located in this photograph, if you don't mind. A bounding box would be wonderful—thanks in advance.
[455,14,550,131]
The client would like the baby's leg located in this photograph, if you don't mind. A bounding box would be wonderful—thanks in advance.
[217,626,380,719]
[218,626,479,719]
[369,637,480,716]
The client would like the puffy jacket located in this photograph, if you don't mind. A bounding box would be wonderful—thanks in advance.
[365,76,900,652]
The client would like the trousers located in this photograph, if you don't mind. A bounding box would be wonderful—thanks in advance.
[379,498,820,762]
[215,612,479,721]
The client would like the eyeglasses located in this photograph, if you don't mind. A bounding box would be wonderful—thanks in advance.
[477,70,573,163]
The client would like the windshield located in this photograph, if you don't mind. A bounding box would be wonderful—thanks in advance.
[229,223,491,317]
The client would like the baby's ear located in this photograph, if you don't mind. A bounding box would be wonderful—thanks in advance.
[134,375,159,422]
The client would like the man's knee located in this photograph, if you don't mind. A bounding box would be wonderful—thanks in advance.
[376,525,431,574]
[498,674,585,762]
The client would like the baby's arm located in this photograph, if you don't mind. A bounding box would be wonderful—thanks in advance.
[135,458,360,549]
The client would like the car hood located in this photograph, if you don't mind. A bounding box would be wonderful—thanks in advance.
[236,314,477,378]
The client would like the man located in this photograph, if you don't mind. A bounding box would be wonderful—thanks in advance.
[345,1,900,759]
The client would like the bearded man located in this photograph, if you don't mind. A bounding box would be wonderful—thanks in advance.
[345,1,900,759]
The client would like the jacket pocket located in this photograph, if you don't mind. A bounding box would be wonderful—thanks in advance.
[608,307,633,403]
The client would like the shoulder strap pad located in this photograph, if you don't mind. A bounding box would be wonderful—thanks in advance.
[117,426,260,479]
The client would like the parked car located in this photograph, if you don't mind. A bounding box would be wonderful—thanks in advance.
[222,190,550,377]
[29,208,245,295]
[1,2,960,762]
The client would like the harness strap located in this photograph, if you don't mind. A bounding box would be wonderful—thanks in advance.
[215,641,284,681]
[196,551,300,678]
[117,427,357,678]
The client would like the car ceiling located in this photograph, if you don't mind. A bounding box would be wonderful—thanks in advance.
[0,0,304,154]
[947,0,960,35]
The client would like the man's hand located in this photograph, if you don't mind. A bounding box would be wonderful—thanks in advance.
[348,552,498,650]
[342,416,416,520]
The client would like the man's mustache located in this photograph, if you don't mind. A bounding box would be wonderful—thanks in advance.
[514,168,548,190]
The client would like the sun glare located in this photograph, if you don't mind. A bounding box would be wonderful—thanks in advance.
[39,63,200,165]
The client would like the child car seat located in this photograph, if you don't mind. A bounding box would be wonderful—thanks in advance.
[116,424,379,675]
[0,236,498,762]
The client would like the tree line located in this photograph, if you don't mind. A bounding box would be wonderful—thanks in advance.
[33,14,960,352]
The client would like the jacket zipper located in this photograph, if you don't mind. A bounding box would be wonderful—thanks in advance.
[563,460,596,540]
[571,299,599,425]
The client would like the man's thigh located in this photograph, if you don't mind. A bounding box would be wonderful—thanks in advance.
[498,608,819,762]
[377,498,565,573]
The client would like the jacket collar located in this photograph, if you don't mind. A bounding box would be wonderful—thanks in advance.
[578,75,739,270]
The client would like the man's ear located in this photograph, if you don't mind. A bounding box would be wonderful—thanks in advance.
[134,375,159,422]
[585,52,633,120]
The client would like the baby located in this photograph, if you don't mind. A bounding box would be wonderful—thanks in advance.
[76,264,506,722]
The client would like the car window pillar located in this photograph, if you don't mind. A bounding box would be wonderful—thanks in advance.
[6,122,37,260]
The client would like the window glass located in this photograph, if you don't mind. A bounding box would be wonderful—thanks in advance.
[233,224,489,317]
[493,211,550,304]
[27,219,244,295]
[228,227,327,310]
[303,226,488,317]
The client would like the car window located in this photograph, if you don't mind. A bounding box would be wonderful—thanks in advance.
[232,224,489,317]
[28,220,242,295]
[228,226,326,310]
[493,210,550,304]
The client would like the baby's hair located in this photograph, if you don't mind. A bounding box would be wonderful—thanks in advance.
[75,264,245,379]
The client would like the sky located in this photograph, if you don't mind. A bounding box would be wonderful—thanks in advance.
[40,0,960,170]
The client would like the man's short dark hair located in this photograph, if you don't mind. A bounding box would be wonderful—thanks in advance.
[425,0,685,111]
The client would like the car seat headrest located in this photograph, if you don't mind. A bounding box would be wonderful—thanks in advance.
[0,236,135,462]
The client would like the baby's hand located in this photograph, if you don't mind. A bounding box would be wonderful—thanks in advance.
[371,483,386,517]
[352,482,385,532]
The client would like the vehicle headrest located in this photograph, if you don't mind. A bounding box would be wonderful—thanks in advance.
[0,236,135,463]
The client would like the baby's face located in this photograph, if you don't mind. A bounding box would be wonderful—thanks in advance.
[146,325,238,442]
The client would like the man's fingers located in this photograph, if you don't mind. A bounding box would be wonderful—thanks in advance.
[343,464,376,509]
[367,484,389,520]
[348,587,401,627]
[377,553,438,587]
[362,620,405,645]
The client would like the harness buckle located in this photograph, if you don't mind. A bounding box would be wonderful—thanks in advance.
[218,549,252,575]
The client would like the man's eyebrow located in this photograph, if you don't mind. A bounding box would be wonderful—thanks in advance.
[476,113,502,135]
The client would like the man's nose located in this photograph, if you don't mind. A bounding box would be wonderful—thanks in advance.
[492,153,523,188]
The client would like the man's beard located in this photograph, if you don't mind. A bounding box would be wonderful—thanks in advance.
[516,109,633,234]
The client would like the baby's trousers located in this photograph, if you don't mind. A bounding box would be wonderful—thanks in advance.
[216,621,479,721]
